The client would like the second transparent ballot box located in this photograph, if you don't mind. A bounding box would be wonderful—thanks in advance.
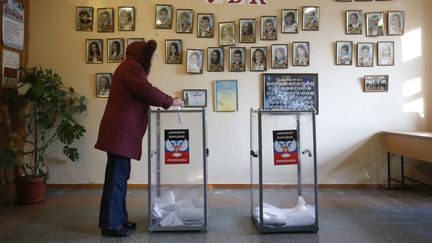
[148,109,208,232]
[250,109,318,233]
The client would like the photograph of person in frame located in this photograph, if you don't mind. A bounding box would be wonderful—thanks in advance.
[261,17,277,40]
[177,10,193,33]
[208,48,224,72]
[272,45,288,69]
[219,22,235,46]
[198,14,214,38]
[165,40,182,64]
[187,50,203,74]
[347,11,362,34]
[98,8,114,32]
[87,40,103,64]
[367,13,384,36]
[155,5,172,29]
[239,19,256,43]
[96,74,112,98]
[230,48,245,72]
[282,10,298,33]
[77,7,93,31]
[293,42,309,66]
[108,39,124,63]
[251,47,267,71]
[118,7,135,31]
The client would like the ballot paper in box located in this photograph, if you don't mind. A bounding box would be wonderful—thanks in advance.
[250,109,319,233]
[147,108,208,232]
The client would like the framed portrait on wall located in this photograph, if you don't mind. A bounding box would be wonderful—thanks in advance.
[388,11,405,35]
[357,42,374,67]
[261,16,277,40]
[118,6,135,31]
[182,89,207,107]
[96,73,112,98]
[303,6,319,31]
[76,7,93,31]
[86,39,103,64]
[214,80,238,112]
[271,44,288,69]
[97,8,114,32]
[346,10,362,35]
[239,18,256,43]
[208,47,224,72]
[377,41,394,66]
[107,38,124,63]
[281,9,298,33]
[165,39,182,64]
[127,38,144,46]
[219,22,236,46]
[186,49,204,74]
[250,47,267,72]
[364,75,389,92]
[197,13,214,38]
[263,73,319,113]
[176,9,193,33]
[366,12,384,37]
[336,41,353,65]
[155,4,172,29]
[229,47,246,72]
[292,42,310,66]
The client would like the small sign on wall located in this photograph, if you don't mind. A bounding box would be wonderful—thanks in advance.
[165,129,190,165]
[273,130,298,165]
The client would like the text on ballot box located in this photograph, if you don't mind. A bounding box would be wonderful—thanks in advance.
[250,109,319,233]
[148,108,208,232]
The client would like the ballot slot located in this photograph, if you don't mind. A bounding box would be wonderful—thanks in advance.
[250,109,319,233]
[148,109,208,232]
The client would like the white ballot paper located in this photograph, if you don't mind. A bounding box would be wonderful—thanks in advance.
[253,196,315,227]
[152,190,204,227]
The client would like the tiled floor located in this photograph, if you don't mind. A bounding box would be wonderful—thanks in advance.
[0,188,431,243]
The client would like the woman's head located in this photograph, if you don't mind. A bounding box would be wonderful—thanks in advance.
[190,52,200,64]
[169,42,179,56]
[275,48,286,61]
[211,49,221,64]
[79,10,91,24]
[120,10,132,24]
[340,45,349,55]
[181,12,190,25]
[296,44,308,58]
[111,41,121,54]
[350,13,358,24]
[253,48,265,62]
[285,12,296,25]
[201,16,210,29]
[99,76,110,89]
[90,42,101,55]
[242,21,253,35]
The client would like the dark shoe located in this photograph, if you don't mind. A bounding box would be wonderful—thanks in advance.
[101,227,131,237]
[122,221,136,230]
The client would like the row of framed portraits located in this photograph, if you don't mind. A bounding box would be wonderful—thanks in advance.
[155,5,320,37]
[76,7,136,32]
[85,38,144,64]
[346,10,405,36]
[336,41,394,66]
[166,41,311,74]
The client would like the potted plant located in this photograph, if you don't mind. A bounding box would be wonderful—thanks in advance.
[0,66,87,203]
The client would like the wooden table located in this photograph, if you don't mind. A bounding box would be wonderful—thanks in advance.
[381,131,432,191]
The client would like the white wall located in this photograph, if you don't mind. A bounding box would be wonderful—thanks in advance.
[27,0,431,185]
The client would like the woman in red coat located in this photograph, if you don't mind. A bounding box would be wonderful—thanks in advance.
[95,40,183,237]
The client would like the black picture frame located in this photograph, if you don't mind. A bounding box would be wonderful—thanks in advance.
[76,7,93,31]
[118,6,135,31]
[182,89,208,107]
[364,75,389,92]
[86,39,103,64]
[97,8,114,32]
[155,4,173,29]
[263,73,319,113]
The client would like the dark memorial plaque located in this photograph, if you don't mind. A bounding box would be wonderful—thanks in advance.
[263,73,319,113]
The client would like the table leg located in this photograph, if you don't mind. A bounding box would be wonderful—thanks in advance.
[387,152,391,188]
[401,156,405,189]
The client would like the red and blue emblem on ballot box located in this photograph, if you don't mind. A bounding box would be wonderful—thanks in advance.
[273,130,298,165]
[165,129,190,165]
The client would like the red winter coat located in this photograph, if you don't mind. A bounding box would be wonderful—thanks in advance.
[95,41,173,160]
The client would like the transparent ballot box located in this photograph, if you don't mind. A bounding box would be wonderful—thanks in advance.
[148,109,208,232]
[250,109,318,233]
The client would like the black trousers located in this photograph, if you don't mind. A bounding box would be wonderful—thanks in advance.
[99,152,131,229]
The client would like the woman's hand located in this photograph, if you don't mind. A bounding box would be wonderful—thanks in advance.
[172,97,184,107]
